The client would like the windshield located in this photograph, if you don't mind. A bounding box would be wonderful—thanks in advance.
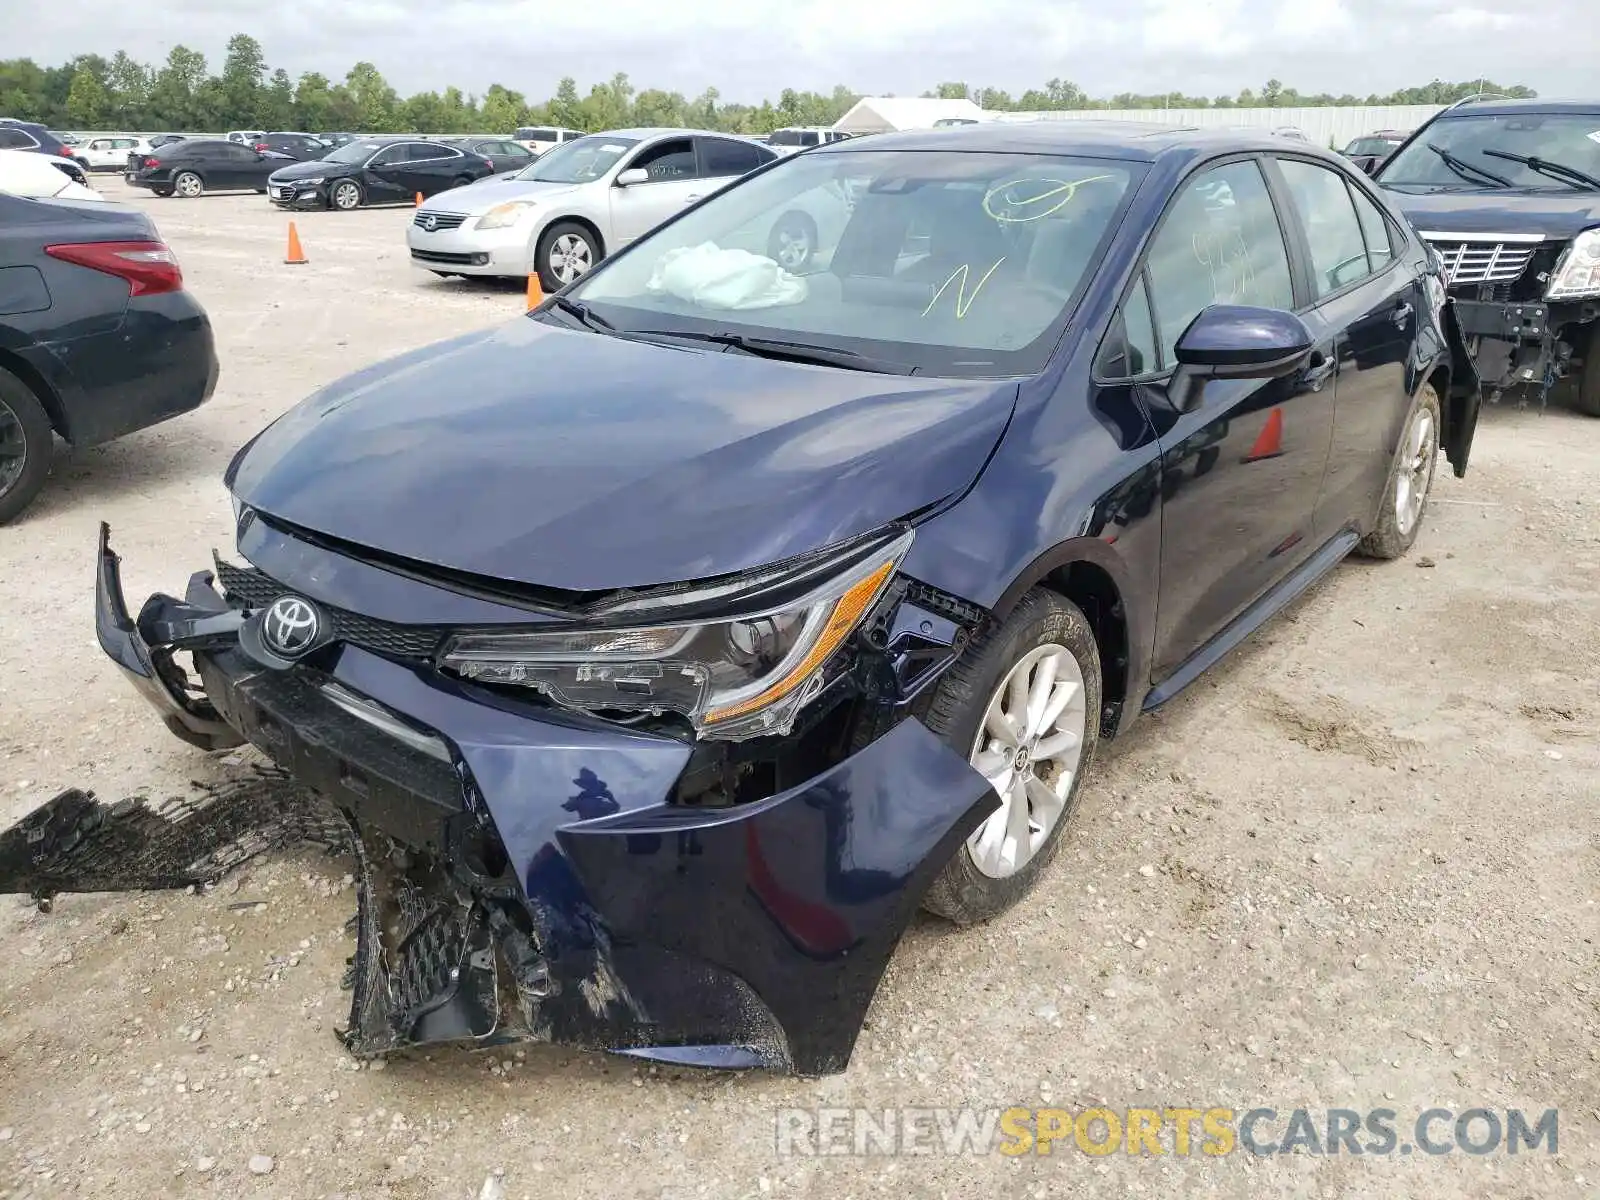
[564,149,1137,377]
[325,140,390,164]
[1377,113,1600,189]
[514,135,638,183]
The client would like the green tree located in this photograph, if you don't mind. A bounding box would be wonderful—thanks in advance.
[549,76,582,128]
[66,68,111,126]
[220,34,267,126]
[293,70,335,130]
[262,68,295,128]
[147,45,209,129]
[344,61,400,131]
[479,83,525,132]
[105,51,152,126]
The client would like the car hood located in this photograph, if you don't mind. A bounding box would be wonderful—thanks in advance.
[226,319,1016,592]
[269,158,351,182]
[422,176,583,216]
[1381,185,1600,240]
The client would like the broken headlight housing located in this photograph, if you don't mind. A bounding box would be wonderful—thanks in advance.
[1545,228,1600,300]
[438,528,912,740]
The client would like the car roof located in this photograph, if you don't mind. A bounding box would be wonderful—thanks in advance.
[586,127,740,141]
[810,120,1340,164]
[1430,97,1600,118]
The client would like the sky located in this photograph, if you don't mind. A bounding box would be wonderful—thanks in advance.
[14,0,1598,104]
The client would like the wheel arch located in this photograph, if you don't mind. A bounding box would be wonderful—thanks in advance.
[534,213,606,262]
[988,539,1137,737]
[0,348,70,440]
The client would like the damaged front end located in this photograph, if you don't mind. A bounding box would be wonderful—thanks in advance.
[0,523,996,1074]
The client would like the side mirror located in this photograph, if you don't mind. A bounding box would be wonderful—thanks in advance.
[1170,305,1314,413]
[615,168,649,187]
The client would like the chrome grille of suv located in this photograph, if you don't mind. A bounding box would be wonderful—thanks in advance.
[413,211,467,231]
[1422,235,1541,286]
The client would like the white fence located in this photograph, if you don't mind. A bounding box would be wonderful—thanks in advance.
[988,105,1448,148]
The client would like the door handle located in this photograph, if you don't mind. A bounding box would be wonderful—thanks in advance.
[1392,300,1413,329]
[685,194,703,204]
[1302,350,1335,389]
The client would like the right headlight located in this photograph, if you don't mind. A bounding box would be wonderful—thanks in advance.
[438,529,913,740]
[1545,228,1600,300]
[476,201,538,231]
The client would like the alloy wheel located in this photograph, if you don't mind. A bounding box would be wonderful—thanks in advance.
[548,233,592,284]
[0,399,26,497]
[966,643,1088,879]
[333,182,360,210]
[773,222,814,270]
[1394,405,1437,536]
[175,172,201,198]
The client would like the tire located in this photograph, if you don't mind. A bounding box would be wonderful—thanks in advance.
[429,271,458,279]
[450,175,474,189]
[920,589,1102,925]
[0,367,55,525]
[152,187,174,198]
[173,171,203,198]
[329,179,362,211]
[536,221,600,293]
[1358,383,1441,560]
[767,212,818,271]
[1572,321,1600,417]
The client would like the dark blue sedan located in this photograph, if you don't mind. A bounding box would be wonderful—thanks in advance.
[4,122,1479,1074]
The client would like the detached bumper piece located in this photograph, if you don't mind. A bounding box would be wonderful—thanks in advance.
[0,523,998,1073]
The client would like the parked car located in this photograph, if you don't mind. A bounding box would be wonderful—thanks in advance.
[0,191,216,520]
[767,126,854,153]
[225,130,266,145]
[55,131,83,146]
[125,138,295,197]
[0,119,78,164]
[1373,97,1600,415]
[252,132,330,161]
[408,128,779,290]
[511,125,584,155]
[317,132,360,148]
[1340,130,1410,175]
[74,134,151,172]
[440,136,535,174]
[149,133,188,149]
[267,136,494,211]
[35,123,1478,1075]
[0,148,103,201]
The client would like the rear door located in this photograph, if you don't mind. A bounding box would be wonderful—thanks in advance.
[401,143,467,197]
[1138,157,1336,678]
[609,136,701,244]
[694,136,772,196]
[1271,156,1419,540]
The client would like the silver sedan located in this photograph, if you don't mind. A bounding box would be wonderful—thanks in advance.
[407,128,781,292]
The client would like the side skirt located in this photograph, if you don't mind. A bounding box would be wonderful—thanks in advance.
[1142,529,1361,711]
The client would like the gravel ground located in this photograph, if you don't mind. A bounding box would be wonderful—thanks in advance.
[0,177,1596,1200]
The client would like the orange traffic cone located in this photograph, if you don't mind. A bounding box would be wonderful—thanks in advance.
[526,272,544,309]
[415,192,424,207]
[1242,407,1284,462]
[284,222,308,266]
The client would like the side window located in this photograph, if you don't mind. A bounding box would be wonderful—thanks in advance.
[369,145,406,166]
[698,137,765,177]
[627,138,697,181]
[505,142,532,158]
[1348,185,1395,274]
[1277,159,1372,298]
[0,129,36,149]
[1144,159,1295,364]
[223,143,257,161]
[1096,273,1160,379]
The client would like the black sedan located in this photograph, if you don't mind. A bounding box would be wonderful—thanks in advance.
[267,137,495,211]
[439,136,535,174]
[125,138,295,198]
[0,191,217,521]
[251,132,331,161]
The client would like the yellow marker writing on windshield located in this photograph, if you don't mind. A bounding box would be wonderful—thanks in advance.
[922,257,1006,319]
[984,175,1117,223]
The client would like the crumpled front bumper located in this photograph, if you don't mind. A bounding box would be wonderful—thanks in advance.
[0,524,996,1074]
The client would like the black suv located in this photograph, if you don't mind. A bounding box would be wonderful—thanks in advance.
[1374,98,1600,415]
[0,118,89,187]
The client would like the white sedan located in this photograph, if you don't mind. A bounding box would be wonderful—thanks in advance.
[408,128,781,292]
[0,149,104,201]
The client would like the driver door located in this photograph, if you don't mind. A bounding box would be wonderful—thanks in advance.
[609,137,701,246]
[363,144,415,202]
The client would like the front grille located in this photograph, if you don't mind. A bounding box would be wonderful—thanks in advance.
[410,248,479,266]
[413,211,467,231]
[1423,236,1539,286]
[213,559,449,662]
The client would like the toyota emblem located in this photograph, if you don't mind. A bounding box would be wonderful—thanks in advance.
[423,214,438,231]
[261,595,323,659]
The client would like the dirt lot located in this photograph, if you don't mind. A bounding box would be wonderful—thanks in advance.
[0,177,1596,1199]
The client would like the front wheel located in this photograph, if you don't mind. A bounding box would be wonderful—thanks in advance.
[535,221,599,293]
[921,589,1102,925]
[1572,321,1600,417]
[173,171,203,199]
[329,180,362,211]
[1358,384,1440,559]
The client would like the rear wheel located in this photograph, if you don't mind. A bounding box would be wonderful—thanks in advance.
[330,180,362,211]
[450,174,474,189]
[1358,384,1440,559]
[173,171,203,198]
[152,187,174,198]
[536,221,599,293]
[920,589,1101,925]
[0,367,54,525]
